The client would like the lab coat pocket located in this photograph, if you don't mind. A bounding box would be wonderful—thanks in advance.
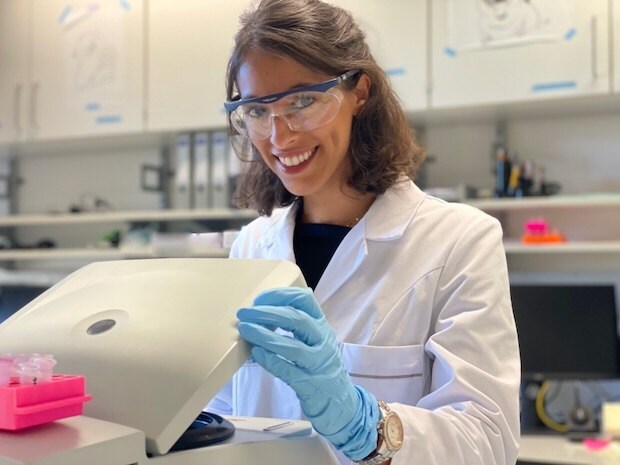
[341,343,426,404]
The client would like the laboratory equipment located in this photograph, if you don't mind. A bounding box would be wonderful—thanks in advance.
[511,283,620,380]
[510,273,620,434]
[0,258,340,465]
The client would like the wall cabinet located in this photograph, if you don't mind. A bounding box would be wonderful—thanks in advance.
[0,0,28,144]
[614,0,620,93]
[0,0,143,143]
[2,1,619,142]
[147,0,251,132]
[147,0,427,131]
[328,0,427,112]
[430,0,611,108]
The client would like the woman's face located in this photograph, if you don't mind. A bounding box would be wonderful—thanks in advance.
[236,50,367,200]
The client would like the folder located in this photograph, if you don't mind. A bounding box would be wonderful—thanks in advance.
[210,131,229,208]
[193,132,210,209]
[173,133,192,209]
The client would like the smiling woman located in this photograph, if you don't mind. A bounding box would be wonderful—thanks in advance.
[225,0,423,219]
[208,1,521,465]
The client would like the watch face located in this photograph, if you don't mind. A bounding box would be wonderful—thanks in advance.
[383,412,404,450]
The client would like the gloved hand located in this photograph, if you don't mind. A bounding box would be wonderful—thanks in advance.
[237,287,380,461]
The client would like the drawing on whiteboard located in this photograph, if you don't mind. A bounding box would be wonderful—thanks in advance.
[478,0,546,43]
[72,30,117,91]
[448,0,571,51]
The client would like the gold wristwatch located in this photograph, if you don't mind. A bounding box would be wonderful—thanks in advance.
[356,400,403,465]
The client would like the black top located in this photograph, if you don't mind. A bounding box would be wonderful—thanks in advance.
[293,216,351,290]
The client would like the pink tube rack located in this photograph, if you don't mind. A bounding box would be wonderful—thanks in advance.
[0,374,91,430]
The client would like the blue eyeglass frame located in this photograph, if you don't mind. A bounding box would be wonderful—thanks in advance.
[223,69,361,113]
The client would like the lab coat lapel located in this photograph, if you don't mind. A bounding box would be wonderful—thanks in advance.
[314,219,368,304]
[314,180,424,305]
[256,204,297,262]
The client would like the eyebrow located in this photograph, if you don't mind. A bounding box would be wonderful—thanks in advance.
[242,81,319,100]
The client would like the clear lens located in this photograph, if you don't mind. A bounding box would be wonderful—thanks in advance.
[230,89,342,141]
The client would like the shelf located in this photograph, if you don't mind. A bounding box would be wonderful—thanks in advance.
[0,209,257,227]
[0,209,258,227]
[0,269,67,287]
[504,241,620,254]
[0,247,230,261]
[467,194,620,211]
[504,241,620,272]
[467,196,620,262]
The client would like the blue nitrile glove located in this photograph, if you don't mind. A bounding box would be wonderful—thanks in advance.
[237,287,380,461]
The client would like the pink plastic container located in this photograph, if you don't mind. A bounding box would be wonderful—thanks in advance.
[0,374,91,430]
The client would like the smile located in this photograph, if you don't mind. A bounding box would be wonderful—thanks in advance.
[273,148,317,167]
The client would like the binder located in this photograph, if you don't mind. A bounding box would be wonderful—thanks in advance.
[173,133,192,209]
[193,132,210,209]
[210,131,229,208]
[228,137,241,208]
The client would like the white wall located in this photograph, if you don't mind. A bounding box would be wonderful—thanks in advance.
[507,114,620,194]
[8,110,620,223]
[8,137,164,250]
[16,146,163,215]
[423,112,620,195]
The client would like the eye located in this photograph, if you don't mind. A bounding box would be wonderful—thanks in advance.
[244,105,268,118]
[290,94,316,110]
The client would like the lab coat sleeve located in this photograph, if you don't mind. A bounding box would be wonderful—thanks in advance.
[391,214,520,465]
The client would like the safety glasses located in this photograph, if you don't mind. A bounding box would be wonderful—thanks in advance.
[224,70,360,141]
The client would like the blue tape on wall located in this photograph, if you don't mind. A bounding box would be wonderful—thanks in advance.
[85,103,102,112]
[119,0,131,11]
[96,115,123,124]
[444,47,458,58]
[385,68,406,77]
[565,28,577,41]
[58,5,72,24]
[531,81,577,93]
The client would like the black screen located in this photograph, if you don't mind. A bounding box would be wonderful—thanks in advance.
[0,286,48,324]
[510,284,620,380]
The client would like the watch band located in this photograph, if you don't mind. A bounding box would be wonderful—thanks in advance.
[355,400,403,465]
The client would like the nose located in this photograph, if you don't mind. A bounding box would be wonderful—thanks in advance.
[269,114,298,148]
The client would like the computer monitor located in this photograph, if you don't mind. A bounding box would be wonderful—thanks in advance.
[0,285,48,324]
[510,279,620,381]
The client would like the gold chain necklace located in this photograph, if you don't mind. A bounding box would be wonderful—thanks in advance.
[345,217,361,228]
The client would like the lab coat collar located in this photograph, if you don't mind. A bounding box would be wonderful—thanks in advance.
[315,179,423,303]
[256,202,298,261]
[255,179,425,299]
[364,179,424,241]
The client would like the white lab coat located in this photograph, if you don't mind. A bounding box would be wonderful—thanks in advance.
[208,180,520,465]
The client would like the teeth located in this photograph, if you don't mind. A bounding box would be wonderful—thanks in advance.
[276,149,314,167]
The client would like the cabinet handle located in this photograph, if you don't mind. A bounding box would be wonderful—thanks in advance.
[590,16,598,80]
[13,84,23,135]
[30,81,40,133]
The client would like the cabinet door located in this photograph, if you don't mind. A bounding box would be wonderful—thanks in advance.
[329,0,427,112]
[0,0,28,143]
[615,0,620,93]
[30,0,143,139]
[431,0,610,108]
[147,0,251,132]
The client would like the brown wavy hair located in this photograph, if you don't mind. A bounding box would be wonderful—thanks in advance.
[227,0,425,216]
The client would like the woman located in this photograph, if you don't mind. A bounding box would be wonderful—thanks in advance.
[208,1,520,464]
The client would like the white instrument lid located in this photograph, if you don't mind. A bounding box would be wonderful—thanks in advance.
[0,258,306,456]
